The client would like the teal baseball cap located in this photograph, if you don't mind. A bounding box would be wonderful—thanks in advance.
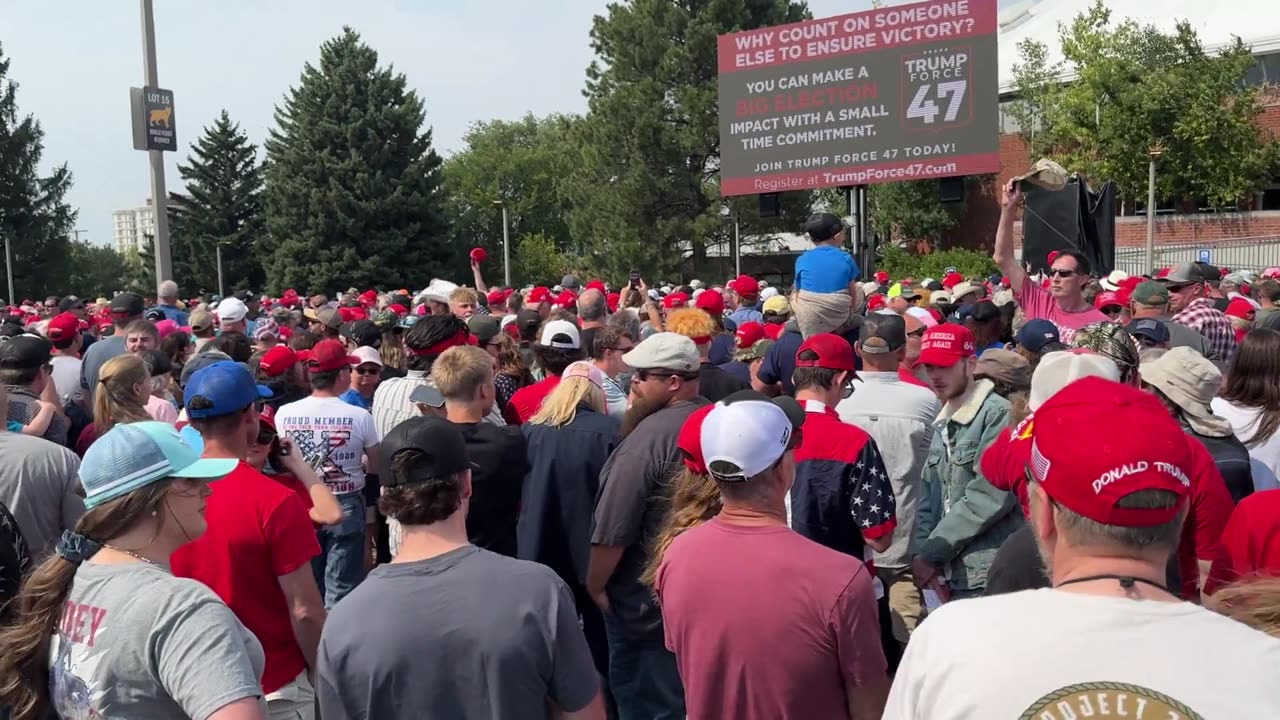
[79,422,238,509]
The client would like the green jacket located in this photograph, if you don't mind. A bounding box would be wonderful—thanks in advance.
[916,379,1023,592]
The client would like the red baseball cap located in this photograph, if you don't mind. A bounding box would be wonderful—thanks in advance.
[1093,291,1122,310]
[677,404,715,475]
[1047,250,1060,265]
[762,323,785,341]
[487,290,507,306]
[981,415,1034,517]
[553,290,578,309]
[470,247,487,263]
[606,292,620,312]
[306,339,361,373]
[529,286,551,305]
[358,290,377,307]
[46,312,80,342]
[1225,297,1256,321]
[585,280,607,293]
[734,321,764,349]
[796,333,855,372]
[728,275,759,297]
[1030,376,1192,526]
[942,272,964,290]
[917,325,976,367]
[387,303,408,316]
[260,346,307,377]
[875,270,889,284]
[695,289,724,316]
[866,294,886,312]
[663,292,689,309]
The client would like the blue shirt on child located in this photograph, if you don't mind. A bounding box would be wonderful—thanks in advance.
[794,245,859,294]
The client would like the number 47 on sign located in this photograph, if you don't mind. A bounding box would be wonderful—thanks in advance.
[906,81,967,124]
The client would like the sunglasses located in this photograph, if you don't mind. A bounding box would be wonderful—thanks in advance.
[1100,305,1123,316]
[354,366,381,376]
[1165,283,1195,293]
[907,326,926,338]
[636,369,691,382]
[255,429,277,447]
[1047,269,1078,278]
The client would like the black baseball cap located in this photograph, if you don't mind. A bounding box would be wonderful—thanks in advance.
[803,212,847,242]
[144,308,166,321]
[341,320,382,349]
[516,309,541,336]
[58,296,84,312]
[1126,318,1170,345]
[0,335,53,369]
[859,313,907,354]
[235,290,258,303]
[380,416,475,487]
[110,292,145,316]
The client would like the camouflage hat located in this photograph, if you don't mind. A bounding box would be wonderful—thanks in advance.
[1070,321,1140,382]
[372,310,399,332]
[736,338,774,362]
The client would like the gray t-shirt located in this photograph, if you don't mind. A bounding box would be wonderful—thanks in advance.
[0,432,83,560]
[49,562,265,720]
[79,335,127,405]
[591,399,706,640]
[317,546,598,720]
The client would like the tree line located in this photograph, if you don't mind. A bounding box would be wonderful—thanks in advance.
[2,0,1277,300]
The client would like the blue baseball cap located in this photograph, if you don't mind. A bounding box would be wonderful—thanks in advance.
[1017,319,1061,353]
[79,422,237,509]
[184,361,272,419]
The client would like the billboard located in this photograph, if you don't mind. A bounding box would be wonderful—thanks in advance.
[717,0,999,196]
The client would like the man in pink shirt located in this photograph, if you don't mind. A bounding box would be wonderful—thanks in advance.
[655,393,889,720]
[992,181,1107,344]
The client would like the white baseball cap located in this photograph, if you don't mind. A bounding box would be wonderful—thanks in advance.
[1029,350,1121,411]
[216,297,248,323]
[351,346,383,367]
[701,394,805,481]
[538,319,581,350]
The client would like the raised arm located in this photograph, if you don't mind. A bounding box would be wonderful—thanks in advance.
[992,181,1027,294]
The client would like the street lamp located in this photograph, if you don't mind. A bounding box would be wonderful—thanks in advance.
[1145,144,1164,274]
[3,231,13,304]
[215,240,231,298]
[493,199,511,287]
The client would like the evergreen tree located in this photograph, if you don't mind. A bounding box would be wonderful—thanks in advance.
[0,42,75,301]
[263,28,450,294]
[564,0,812,280]
[168,111,266,295]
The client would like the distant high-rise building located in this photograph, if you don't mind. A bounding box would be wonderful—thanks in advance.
[112,199,155,255]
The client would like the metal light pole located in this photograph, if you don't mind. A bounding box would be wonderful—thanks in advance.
[733,217,741,277]
[4,233,13,304]
[1145,145,1163,274]
[216,242,225,298]
[493,200,511,287]
[140,0,173,295]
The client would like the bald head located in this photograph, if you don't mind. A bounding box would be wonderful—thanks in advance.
[578,289,607,322]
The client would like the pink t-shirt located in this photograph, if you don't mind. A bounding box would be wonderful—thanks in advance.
[656,518,886,720]
[1015,279,1108,344]
[144,394,179,424]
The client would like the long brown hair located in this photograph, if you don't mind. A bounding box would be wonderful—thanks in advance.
[641,469,722,589]
[0,481,175,719]
[93,354,151,433]
[494,332,533,386]
[381,331,406,371]
[1210,577,1280,638]
[1220,328,1280,448]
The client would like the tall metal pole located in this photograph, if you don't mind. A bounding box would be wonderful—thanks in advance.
[216,243,225,298]
[4,234,14,304]
[733,218,741,277]
[500,204,511,288]
[1145,154,1157,274]
[140,0,172,296]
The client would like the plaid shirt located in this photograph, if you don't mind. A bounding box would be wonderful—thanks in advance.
[1173,298,1237,365]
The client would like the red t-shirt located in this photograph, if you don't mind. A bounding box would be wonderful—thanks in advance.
[1207,489,1280,594]
[656,518,886,720]
[171,461,321,693]
[503,375,561,425]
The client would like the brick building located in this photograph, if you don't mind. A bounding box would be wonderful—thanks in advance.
[945,0,1280,270]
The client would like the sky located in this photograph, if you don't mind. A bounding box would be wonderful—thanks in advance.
[3,0,890,250]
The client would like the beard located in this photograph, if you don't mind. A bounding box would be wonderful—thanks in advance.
[621,392,668,438]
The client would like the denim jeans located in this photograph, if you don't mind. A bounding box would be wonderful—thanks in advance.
[311,493,367,608]
[604,616,684,720]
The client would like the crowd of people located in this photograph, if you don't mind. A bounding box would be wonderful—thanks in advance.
[0,179,1279,718]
